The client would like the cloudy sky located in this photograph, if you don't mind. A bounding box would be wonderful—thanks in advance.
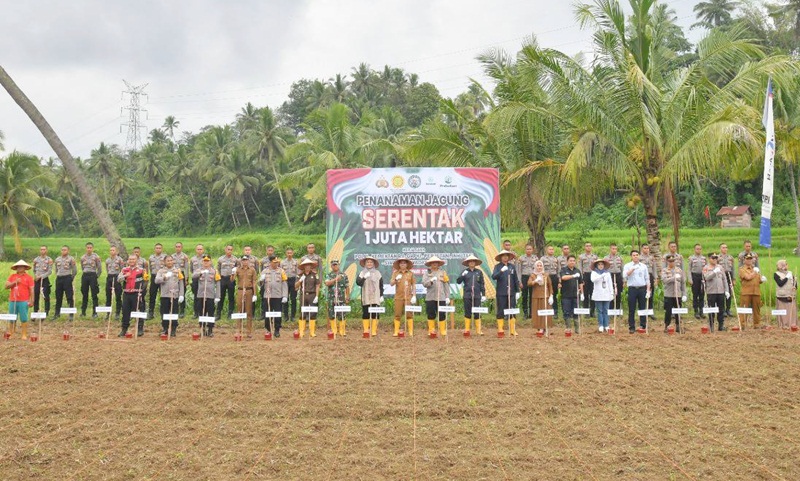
[1,0,700,160]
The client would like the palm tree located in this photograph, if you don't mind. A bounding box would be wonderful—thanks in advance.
[235,102,258,134]
[168,144,205,221]
[0,66,126,254]
[244,107,293,227]
[0,152,62,258]
[693,0,740,29]
[136,142,168,184]
[162,115,180,141]
[88,142,122,211]
[212,148,260,228]
[770,0,800,42]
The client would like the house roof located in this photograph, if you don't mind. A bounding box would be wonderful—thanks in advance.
[716,205,752,216]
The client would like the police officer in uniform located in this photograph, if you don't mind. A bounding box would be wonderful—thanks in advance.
[457,255,486,335]
[260,255,288,337]
[216,244,239,319]
[281,248,299,322]
[193,255,221,337]
[516,244,537,319]
[80,242,102,318]
[53,245,77,320]
[607,243,624,310]
[661,255,687,332]
[639,244,658,315]
[541,246,560,318]
[688,244,707,319]
[147,243,167,319]
[172,242,190,317]
[301,243,323,274]
[155,255,185,336]
[718,243,735,317]
[189,244,205,318]
[105,246,125,318]
[578,242,597,317]
[556,245,571,319]
[737,240,760,270]
[32,245,53,317]
[703,253,729,331]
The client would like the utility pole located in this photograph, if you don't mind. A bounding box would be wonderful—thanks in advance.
[121,80,148,152]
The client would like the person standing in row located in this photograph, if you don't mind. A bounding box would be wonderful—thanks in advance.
[260,256,288,337]
[257,245,274,317]
[529,260,553,335]
[422,256,449,337]
[53,246,77,320]
[217,245,238,319]
[502,240,517,258]
[325,259,350,336]
[301,243,323,274]
[774,260,797,330]
[703,253,729,331]
[661,255,687,333]
[540,246,560,319]
[559,255,583,333]
[147,243,167,320]
[590,259,614,332]
[6,260,34,340]
[234,256,258,338]
[356,256,383,337]
[390,257,416,336]
[739,253,766,329]
[80,242,102,318]
[281,247,299,323]
[193,256,220,337]
[189,244,205,318]
[172,242,190,318]
[118,255,146,337]
[623,250,650,333]
[32,245,53,317]
[105,246,125,318]
[296,258,320,338]
[737,240,759,269]
[457,255,485,336]
[607,243,624,310]
[578,243,597,317]
[155,255,184,337]
[493,250,520,336]
[516,244,537,320]
[688,244,706,319]
[718,243,735,317]
[639,244,658,314]
[555,245,570,319]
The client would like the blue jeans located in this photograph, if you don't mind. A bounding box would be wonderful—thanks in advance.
[595,300,610,329]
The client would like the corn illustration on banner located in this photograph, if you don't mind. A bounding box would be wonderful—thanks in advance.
[327,168,501,299]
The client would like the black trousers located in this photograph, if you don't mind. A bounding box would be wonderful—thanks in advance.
[612,273,623,309]
[80,272,100,315]
[284,276,297,321]
[724,272,733,313]
[582,272,595,316]
[426,300,447,321]
[627,286,647,330]
[34,277,51,314]
[179,279,187,315]
[706,293,725,330]
[54,275,74,316]
[664,297,682,328]
[548,274,560,316]
[105,275,122,315]
[463,296,481,319]
[217,277,235,318]
[691,273,704,312]
[121,292,145,332]
[197,298,216,334]
[160,296,179,332]
[148,281,159,314]
[191,278,200,317]
[520,275,532,318]
[496,294,517,319]
[264,297,283,333]
[647,274,655,311]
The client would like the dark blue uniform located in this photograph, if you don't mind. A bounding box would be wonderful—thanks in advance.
[457,268,485,319]
[492,263,520,319]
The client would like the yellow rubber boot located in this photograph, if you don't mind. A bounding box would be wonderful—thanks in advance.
[338,320,346,336]
[309,320,316,337]
[20,323,27,340]
[475,319,483,335]
[330,319,337,333]
[439,320,447,337]
[299,319,306,338]
[427,319,435,335]
[407,318,414,337]
[464,318,471,332]
[393,319,400,337]
[371,319,378,336]
[362,319,370,334]
[510,317,517,336]
[497,318,504,334]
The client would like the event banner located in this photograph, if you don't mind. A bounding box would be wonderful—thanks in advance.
[326,168,501,299]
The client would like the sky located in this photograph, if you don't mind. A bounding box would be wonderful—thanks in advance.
[0,0,700,160]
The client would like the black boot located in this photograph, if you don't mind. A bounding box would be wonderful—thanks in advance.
[118,329,127,338]
[137,319,145,337]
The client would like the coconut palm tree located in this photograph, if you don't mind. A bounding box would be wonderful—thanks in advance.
[212,148,260,228]
[244,107,293,227]
[770,0,800,42]
[692,0,740,29]
[88,142,122,211]
[0,152,62,258]
[162,115,180,141]
[136,142,168,184]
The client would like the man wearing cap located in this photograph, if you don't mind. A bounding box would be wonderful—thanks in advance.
[390,257,416,336]
[560,255,583,333]
[688,244,707,319]
[80,242,103,319]
[737,240,760,269]
[516,244,538,320]
[217,245,239,319]
[492,249,520,335]
[155,255,185,337]
[6,260,34,339]
[233,256,258,338]
[457,255,486,335]
[301,243,323,274]
[53,245,77,320]
[739,253,766,329]
[578,243,597,317]
[423,256,450,337]
[555,245,570,318]
[193,256,221,337]
[118,254,146,337]
[540,246,559,318]
[296,258,321,338]
[718,243,735,317]
[188,244,205,318]
[639,244,658,315]
[325,259,350,336]
[623,250,651,333]
[281,247,299,323]
[32,245,53,318]
[357,256,384,337]
[661,255,687,333]
[607,243,624,310]
[172,242,190,318]
[260,255,288,337]
[147,244,167,320]
[105,246,125,319]
[703,253,729,331]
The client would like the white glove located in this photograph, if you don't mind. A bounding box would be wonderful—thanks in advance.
[787,272,793,279]
[360,271,369,279]
[259,274,266,282]
[313,296,318,304]
[573,273,581,279]
[501,265,508,272]
[395,274,403,281]
[725,292,730,299]
[178,296,184,303]
[481,295,486,303]
[714,266,721,273]
[675,274,681,280]
[761,275,767,283]
[754,267,760,273]
[299,275,306,283]
[515,292,521,301]
[462,270,468,276]
[214,298,220,304]
[445,298,450,304]
[411,296,417,304]
[164,272,173,279]
[379,296,384,304]
[252,295,257,302]
[645,291,651,299]
[201,269,209,274]
[281,297,287,303]
[681,295,687,302]
[547,295,553,305]
[232,267,237,275]
[580,293,585,302]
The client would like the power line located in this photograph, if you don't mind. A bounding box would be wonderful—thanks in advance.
[121,80,148,152]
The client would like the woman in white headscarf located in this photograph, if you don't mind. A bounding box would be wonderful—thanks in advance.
[774,259,797,329]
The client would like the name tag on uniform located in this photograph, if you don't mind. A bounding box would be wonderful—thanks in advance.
[573,308,590,316]
[405,305,422,313]
[163,314,179,321]
[0,313,17,321]
[671,308,689,315]
[608,309,624,316]
[772,309,787,316]
[60,307,78,315]
[368,307,386,314]
[30,312,47,319]
[736,307,753,315]
[703,307,719,314]
[95,306,112,314]
[536,309,553,316]
[637,309,655,316]
[264,311,282,318]
[131,311,148,319]
[199,316,216,324]
[334,306,352,313]
[439,306,455,313]
[301,306,318,314]
[472,307,489,314]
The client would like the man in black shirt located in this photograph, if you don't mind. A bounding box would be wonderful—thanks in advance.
[559,255,583,333]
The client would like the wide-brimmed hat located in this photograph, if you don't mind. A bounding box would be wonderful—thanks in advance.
[393,257,413,270]
[494,249,516,262]
[11,260,30,270]
[359,256,378,267]
[425,255,445,267]
[300,258,317,268]
[461,255,483,267]
[592,258,607,269]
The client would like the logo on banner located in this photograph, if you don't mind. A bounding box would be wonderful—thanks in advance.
[408,175,421,188]
[376,176,389,188]
[391,176,405,188]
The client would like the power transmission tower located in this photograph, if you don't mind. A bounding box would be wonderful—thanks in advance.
[120,80,148,152]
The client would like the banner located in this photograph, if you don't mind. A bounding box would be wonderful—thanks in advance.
[760,78,775,248]
[326,168,501,299]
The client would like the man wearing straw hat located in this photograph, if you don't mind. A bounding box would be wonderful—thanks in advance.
[457,255,486,335]
[356,255,384,337]
[423,255,449,337]
[5,260,34,340]
[325,259,350,336]
[296,258,320,338]
[390,256,416,336]
[492,249,520,335]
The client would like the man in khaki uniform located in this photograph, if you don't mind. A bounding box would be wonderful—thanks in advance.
[301,243,323,274]
[390,257,416,336]
[739,253,766,329]
[280,247,299,322]
[234,255,258,338]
